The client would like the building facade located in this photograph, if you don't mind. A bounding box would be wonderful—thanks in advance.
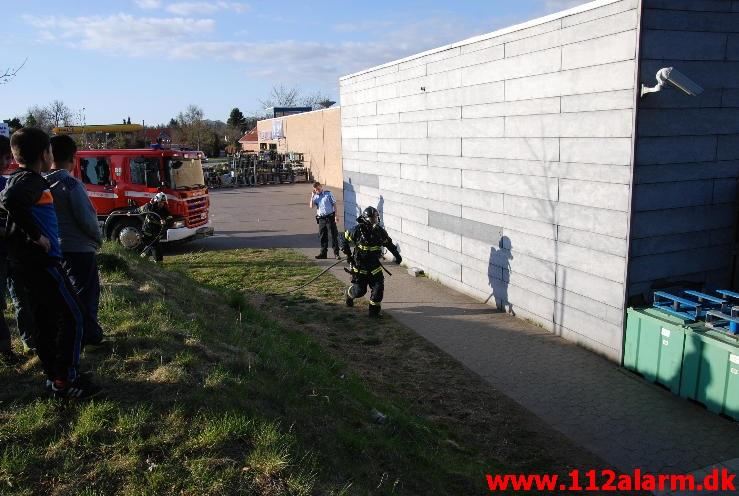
[258,107,344,188]
[339,0,739,361]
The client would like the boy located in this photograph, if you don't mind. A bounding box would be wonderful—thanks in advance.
[0,128,100,398]
[47,135,104,345]
[0,135,20,364]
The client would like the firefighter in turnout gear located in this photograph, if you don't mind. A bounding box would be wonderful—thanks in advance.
[132,192,172,262]
[341,206,402,318]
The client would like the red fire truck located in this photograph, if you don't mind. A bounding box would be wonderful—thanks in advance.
[75,148,214,245]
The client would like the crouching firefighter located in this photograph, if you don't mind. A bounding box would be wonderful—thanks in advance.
[131,192,172,262]
[341,206,402,318]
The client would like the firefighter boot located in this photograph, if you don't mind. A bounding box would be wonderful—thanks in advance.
[368,303,381,318]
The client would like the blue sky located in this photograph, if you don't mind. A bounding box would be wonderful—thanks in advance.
[1,0,587,126]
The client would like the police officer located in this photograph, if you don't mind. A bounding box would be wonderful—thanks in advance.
[309,181,340,259]
[341,206,402,318]
[132,192,172,262]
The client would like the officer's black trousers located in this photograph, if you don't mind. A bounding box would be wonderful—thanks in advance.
[318,214,339,255]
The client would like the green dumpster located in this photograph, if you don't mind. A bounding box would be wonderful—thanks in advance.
[624,307,691,394]
[680,327,739,421]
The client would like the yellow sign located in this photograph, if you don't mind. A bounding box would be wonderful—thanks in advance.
[52,124,144,135]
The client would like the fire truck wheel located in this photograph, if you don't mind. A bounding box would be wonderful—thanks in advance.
[112,218,144,250]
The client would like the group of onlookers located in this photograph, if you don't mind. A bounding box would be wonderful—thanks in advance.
[0,128,103,399]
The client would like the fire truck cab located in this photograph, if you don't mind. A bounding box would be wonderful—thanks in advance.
[75,148,214,245]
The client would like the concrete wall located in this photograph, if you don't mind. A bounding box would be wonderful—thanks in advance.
[258,107,343,188]
[340,0,640,361]
[628,0,739,299]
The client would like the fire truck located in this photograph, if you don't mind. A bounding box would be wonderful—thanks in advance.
[75,148,214,245]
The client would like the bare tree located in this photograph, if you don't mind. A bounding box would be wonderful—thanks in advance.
[175,104,206,150]
[1,59,27,85]
[302,91,336,110]
[259,84,300,109]
[47,100,74,128]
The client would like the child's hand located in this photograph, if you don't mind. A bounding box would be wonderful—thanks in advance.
[34,235,51,253]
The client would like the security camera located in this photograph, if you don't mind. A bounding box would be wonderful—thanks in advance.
[641,67,704,98]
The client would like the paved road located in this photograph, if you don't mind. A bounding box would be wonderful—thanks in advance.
[189,185,739,493]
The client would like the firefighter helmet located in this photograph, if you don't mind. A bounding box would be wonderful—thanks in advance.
[362,206,380,225]
[152,192,167,204]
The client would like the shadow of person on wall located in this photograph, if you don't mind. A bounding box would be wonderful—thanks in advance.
[487,236,514,315]
[342,178,360,230]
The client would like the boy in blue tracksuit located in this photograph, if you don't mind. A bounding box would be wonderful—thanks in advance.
[0,128,100,399]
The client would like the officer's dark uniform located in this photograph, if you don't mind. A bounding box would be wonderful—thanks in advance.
[341,206,401,318]
[134,196,171,262]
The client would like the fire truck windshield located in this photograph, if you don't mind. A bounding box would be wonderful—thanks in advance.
[166,158,205,189]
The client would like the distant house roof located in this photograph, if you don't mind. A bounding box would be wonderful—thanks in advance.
[238,128,258,143]
[144,127,172,142]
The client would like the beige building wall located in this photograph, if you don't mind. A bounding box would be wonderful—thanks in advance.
[257,107,343,188]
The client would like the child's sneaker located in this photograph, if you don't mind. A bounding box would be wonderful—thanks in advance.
[50,377,102,400]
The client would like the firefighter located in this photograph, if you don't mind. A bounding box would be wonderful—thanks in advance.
[132,192,172,262]
[341,206,402,318]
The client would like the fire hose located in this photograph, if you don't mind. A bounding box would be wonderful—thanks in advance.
[276,259,392,296]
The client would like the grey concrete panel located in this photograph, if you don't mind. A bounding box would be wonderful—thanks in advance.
[505,60,636,101]
[718,134,739,160]
[401,164,461,187]
[463,137,560,161]
[628,245,732,283]
[398,47,460,71]
[557,241,627,283]
[554,303,624,352]
[562,30,637,70]
[713,177,738,203]
[560,138,633,165]
[723,88,739,107]
[343,172,379,189]
[357,113,400,126]
[430,118,504,139]
[638,108,739,137]
[399,107,461,123]
[463,97,560,119]
[634,160,739,184]
[559,179,630,211]
[638,89,724,109]
[630,205,734,238]
[642,0,732,11]
[428,210,463,234]
[462,218,504,246]
[506,110,633,138]
[561,0,637,27]
[642,30,728,61]
[375,65,426,87]
[643,9,739,32]
[556,202,630,238]
[731,34,739,60]
[461,47,562,87]
[635,136,717,165]
[561,90,635,113]
[556,162,632,185]
[377,152,427,166]
[463,170,559,201]
[633,181,714,211]
[402,218,462,252]
[557,226,628,257]
[561,9,638,45]
[555,264,625,308]
[463,206,558,240]
[630,230,721,257]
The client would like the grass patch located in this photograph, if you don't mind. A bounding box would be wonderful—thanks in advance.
[1,245,602,495]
